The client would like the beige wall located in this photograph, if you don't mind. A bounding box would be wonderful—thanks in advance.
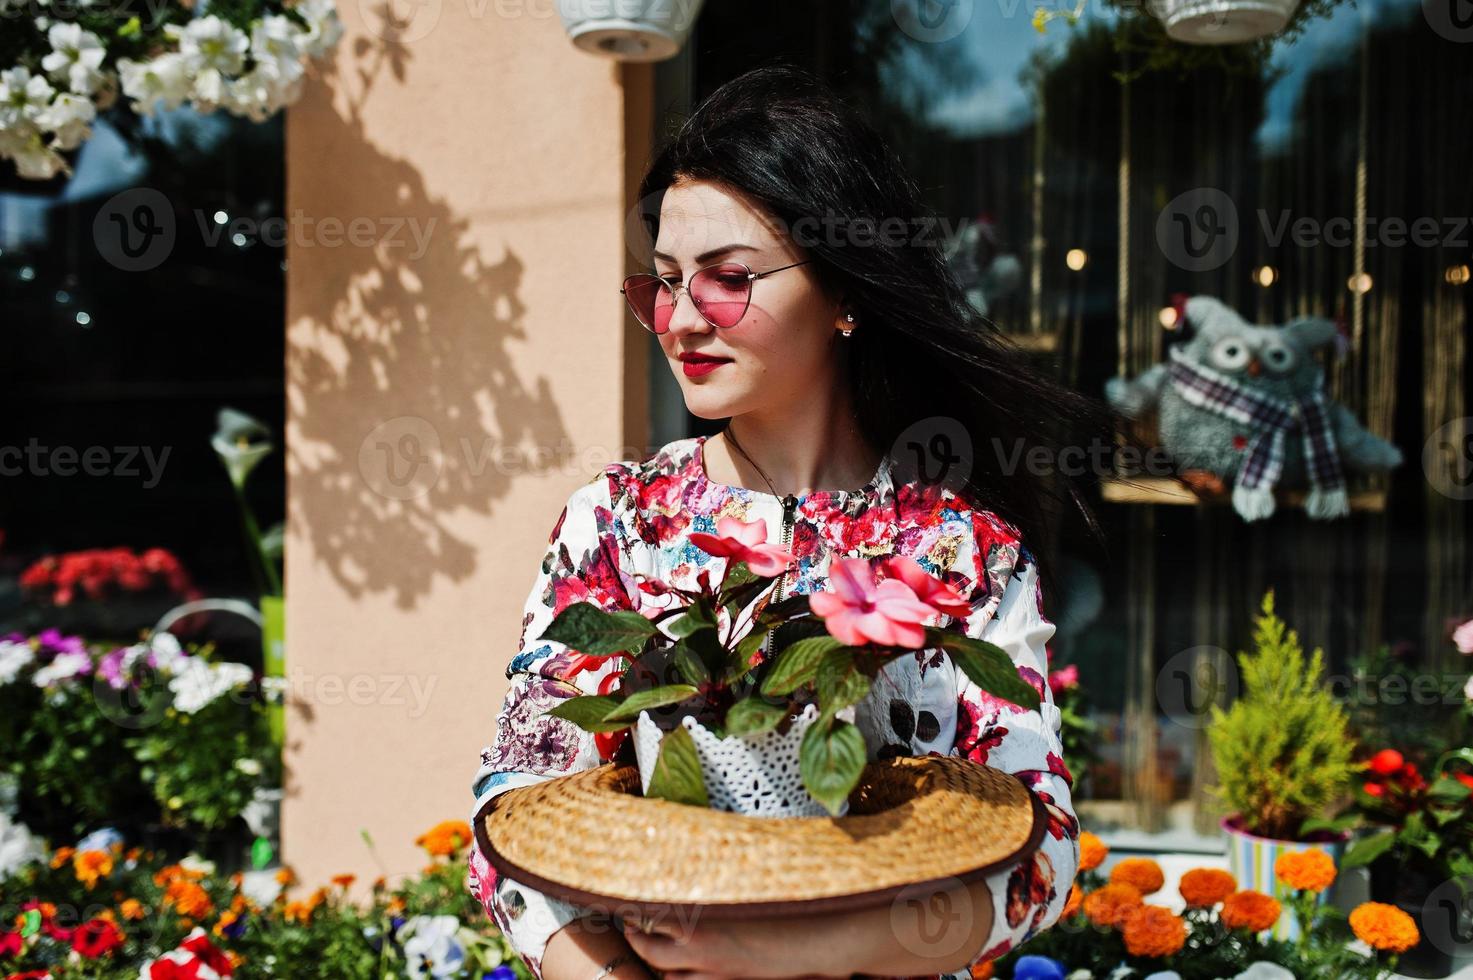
[281,6,651,886]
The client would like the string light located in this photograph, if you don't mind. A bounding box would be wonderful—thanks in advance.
[1252,265,1277,287]
[1347,273,1373,294]
[1159,306,1179,329]
[1445,264,1470,286]
[1065,248,1087,271]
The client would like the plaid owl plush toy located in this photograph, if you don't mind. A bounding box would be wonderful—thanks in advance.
[1105,296,1403,522]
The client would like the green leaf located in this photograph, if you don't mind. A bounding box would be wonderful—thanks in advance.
[603,685,700,722]
[251,836,274,869]
[1301,814,1361,836]
[540,603,658,655]
[667,599,716,639]
[646,725,708,807]
[1341,830,1397,868]
[800,718,867,816]
[761,635,843,696]
[671,642,711,687]
[545,695,630,733]
[1429,776,1472,803]
[816,650,872,717]
[721,560,759,591]
[935,634,1041,711]
[725,697,788,736]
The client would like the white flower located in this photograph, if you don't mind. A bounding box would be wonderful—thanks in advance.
[0,66,56,130]
[234,757,263,776]
[294,0,344,57]
[1144,973,1182,980]
[35,91,95,150]
[212,408,273,488]
[77,826,124,853]
[1464,674,1472,703]
[1066,972,1096,980]
[1233,964,1296,980]
[398,915,466,979]
[250,15,306,73]
[1453,618,1473,655]
[180,853,216,877]
[168,15,250,77]
[168,658,252,713]
[239,868,283,906]
[116,53,192,116]
[0,812,44,879]
[41,22,107,95]
[32,651,91,687]
[0,641,35,684]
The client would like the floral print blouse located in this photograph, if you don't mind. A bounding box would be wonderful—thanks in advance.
[467,434,1080,979]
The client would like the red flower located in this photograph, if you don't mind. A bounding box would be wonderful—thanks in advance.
[71,918,124,958]
[0,932,21,957]
[689,517,796,578]
[810,557,934,648]
[1367,749,1404,775]
[1363,781,1385,798]
[180,929,233,975]
[877,555,971,618]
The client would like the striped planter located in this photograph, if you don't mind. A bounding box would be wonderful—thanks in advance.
[1221,816,1348,941]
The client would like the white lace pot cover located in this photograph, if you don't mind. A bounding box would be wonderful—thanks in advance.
[632,703,853,818]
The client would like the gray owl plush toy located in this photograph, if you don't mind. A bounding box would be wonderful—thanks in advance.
[1105,296,1403,522]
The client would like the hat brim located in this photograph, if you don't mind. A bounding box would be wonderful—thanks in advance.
[477,756,1047,920]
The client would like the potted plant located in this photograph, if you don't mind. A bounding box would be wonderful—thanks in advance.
[537,516,1040,817]
[1207,590,1359,937]
[557,0,706,63]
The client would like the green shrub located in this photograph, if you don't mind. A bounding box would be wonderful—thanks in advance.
[1208,590,1357,840]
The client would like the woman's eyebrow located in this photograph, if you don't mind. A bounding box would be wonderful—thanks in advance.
[652,243,759,265]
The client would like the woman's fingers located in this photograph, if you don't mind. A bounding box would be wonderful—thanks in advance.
[623,924,709,972]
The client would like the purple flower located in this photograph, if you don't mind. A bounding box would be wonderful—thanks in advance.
[96,648,130,690]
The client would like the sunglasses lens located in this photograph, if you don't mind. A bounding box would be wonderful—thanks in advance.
[689,263,752,328]
[622,275,673,334]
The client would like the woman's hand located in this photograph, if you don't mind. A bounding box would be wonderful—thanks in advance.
[621,878,993,980]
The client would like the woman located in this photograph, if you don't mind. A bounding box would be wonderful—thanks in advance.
[468,63,1100,980]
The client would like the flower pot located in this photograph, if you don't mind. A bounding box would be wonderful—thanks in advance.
[557,0,705,62]
[1367,855,1463,978]
[1148,0,1300,43]
[1221,815,1348,940]
[632,703,845,818]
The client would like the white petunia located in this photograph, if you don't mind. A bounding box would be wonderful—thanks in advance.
[42,22,107,95]
[239,868,283,906]
[32,651,91,687]
[115,53,192,116]
[293,0,344,58]
[0,67,56,130]
[168,659,253,713]
[1232,964,1296,980]
[0,812,44,879]
[35,91,96,149]
[0,641,35,684]
[167,15,250,77]
[77,826,124,853]
[398,915,467,979]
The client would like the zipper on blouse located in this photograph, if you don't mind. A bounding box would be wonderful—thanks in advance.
[762,493,800,657]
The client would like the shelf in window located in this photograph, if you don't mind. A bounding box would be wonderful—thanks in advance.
[1100,476,1388,513]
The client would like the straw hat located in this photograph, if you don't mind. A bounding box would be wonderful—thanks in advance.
[476,756,1046,919]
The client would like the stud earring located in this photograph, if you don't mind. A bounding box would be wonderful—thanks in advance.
[841,312,855,337]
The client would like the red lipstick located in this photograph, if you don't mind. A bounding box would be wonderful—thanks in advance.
[678,351,732,378]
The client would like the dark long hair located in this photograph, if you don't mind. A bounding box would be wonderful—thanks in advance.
[635,63,1108,555]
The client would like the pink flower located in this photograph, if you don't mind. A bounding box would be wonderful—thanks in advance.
[1453,618,1473,655]
[877,555,971,617]
[810,557,935,648]
[1048,664,1079,695]
[689,517,796,578]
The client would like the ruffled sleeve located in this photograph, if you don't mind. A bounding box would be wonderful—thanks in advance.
[466,468,637,979]
[950,519,1080,969]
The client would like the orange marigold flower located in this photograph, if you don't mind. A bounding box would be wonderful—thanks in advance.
[1349,902,1420,953]
[1122,904,1187,958]
[1275,849,1337,893]
[125,847,143,863]
[275,867,296,887]
[1109,858,1165,895]
[1179,868,1237,908]
[1078,832,1108,872]
[50,846,76,869]
[969,961,995,979]
[119,899,145,921]
[284,900,315,924]
[1082,883,1144,928]
[1062,883,1083,919]
[163,880,214,919]
[331,874,356,890]
[416,820,473,857]
[73,850,114,889]
[213,910,240,938]
[1221,890,1282,932]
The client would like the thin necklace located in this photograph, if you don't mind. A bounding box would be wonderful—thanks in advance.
[720,426,786,499]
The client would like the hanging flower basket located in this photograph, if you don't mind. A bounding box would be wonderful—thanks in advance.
[1147,0,1301,44]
